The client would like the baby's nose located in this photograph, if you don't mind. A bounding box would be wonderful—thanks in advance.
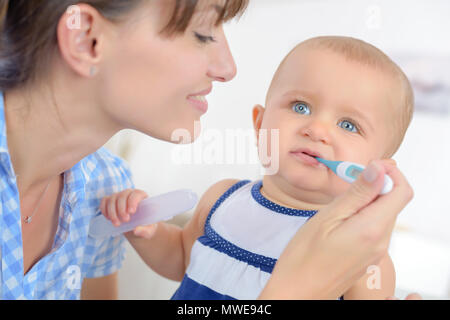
[300,121,331,144]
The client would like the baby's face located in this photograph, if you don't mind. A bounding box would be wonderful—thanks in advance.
[258,47,400,204]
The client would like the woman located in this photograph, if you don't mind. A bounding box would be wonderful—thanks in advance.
[0,0,418,300]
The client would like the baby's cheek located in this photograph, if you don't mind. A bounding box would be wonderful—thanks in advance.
[328,173,353,197]
[338,145,375,166]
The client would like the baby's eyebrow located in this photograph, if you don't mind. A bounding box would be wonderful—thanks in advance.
[282,89,319,102]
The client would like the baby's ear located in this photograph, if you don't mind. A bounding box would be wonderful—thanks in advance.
[252,104,265,146]
[252,104,265,135]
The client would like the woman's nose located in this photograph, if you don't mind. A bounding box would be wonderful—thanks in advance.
[207,29,237,82]
[300,120,331,145]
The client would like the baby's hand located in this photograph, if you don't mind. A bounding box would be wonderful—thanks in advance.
[100,189,148,227]
[100,189,158,239]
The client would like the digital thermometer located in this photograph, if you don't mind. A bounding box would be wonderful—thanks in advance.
[89,189,198,239]
[315,157,393,195]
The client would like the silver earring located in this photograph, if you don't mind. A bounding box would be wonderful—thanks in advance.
[89,66,97,77]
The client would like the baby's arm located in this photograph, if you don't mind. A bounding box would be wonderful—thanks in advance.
[100,180,240,282]
[343,253,395,300]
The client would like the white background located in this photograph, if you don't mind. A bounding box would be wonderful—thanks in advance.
[105,0,450,299]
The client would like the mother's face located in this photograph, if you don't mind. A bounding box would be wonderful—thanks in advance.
[99,0,237,143]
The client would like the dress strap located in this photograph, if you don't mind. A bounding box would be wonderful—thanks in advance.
[204,180,251,229]
[200,180,278,273]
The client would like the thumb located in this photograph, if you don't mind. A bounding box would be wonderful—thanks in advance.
[327,160,387,220]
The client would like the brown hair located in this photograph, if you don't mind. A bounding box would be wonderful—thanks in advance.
[0,0,248,91]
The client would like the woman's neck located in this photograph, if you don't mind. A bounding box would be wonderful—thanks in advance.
[4,79,122,195]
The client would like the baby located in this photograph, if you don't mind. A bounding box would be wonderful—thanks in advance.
[100,36,414,300]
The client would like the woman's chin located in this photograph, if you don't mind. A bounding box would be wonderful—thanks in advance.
[161,122,202,144]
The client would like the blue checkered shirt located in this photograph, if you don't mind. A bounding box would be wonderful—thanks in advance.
[0,92,133,299]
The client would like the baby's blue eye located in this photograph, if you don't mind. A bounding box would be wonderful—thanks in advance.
[338,120,358,133]
[292,102,311,115]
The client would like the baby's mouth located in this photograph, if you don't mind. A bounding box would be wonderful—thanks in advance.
[290,148,327,169]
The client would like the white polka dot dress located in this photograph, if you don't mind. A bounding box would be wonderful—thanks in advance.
[172,180,323,300]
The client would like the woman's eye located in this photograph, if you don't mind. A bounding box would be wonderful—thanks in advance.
[292,102,311,115]
[338,120,359,133]
[194,32,216,43]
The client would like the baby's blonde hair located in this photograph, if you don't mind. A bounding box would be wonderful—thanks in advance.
[271,36,414,158]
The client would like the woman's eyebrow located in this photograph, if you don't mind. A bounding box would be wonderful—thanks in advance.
[195,4,222,19]
[197,4,223,15]
[211,5,224,14]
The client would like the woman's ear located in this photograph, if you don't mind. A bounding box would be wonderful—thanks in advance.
[252,104,265,145]
[56,4,107,78]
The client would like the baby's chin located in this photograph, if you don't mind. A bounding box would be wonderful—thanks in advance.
[279,172,349,204]
[276,177,334,205]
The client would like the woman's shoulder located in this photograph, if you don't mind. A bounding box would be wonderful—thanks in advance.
[82,147,134,189]
[90,147,131,169]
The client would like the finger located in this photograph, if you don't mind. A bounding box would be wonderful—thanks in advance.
[100,197,107,217]
[133,225,158,239]
[117,189,134,222]
[322,160,386,221]
[127,190,149,215]
[383,158,397,166]
[358,161,414,225]
[106,194,121,227]
[405,293,422,300]
[345,162,414,254]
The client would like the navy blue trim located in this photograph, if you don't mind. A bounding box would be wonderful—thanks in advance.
[198,234,275,273]
[202,180,277,273]
[171,275,236,300]
[251,181,318,217]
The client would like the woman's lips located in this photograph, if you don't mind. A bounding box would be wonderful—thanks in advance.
[187,95,208,113]
[187,86,212,114]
